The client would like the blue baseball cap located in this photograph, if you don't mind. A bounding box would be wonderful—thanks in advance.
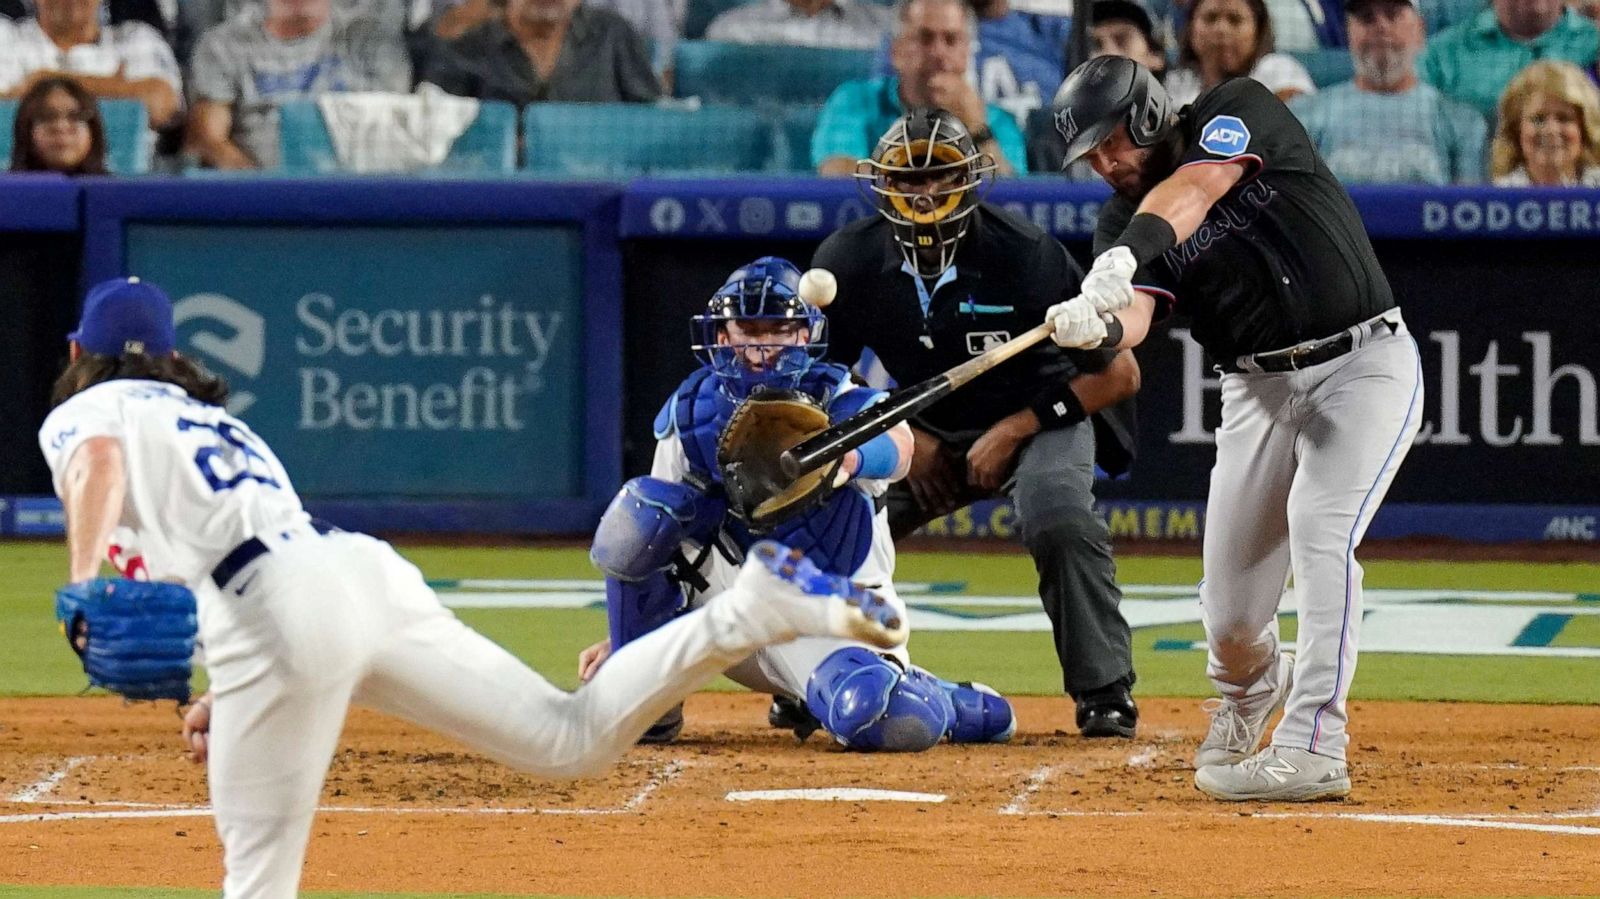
[69,277,177,357]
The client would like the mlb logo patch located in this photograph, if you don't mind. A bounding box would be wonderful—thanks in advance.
[1199,115,1251,157]
[966,331,1011,354]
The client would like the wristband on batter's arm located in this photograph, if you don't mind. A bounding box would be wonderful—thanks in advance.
[1112,213,1179,268]
[1028,383,1089,431]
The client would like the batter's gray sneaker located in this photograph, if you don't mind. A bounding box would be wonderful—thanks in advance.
[1193,652,1295,769]
[1194,745,1351,802]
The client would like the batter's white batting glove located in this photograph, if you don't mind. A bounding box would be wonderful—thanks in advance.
[1080,246,1138,314]
[1046,297,1108,349]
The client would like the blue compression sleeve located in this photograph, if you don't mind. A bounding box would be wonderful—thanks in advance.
[853,432,901,479]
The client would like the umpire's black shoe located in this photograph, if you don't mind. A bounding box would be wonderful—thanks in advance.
[1076,683,1138,739]
[638,703,684,744]
[768,694,822,741]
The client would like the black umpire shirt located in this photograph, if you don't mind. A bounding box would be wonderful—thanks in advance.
[1096,77,1395,362]
[814,202,1136,476]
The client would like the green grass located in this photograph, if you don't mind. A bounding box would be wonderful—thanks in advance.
[3,541,1598,702]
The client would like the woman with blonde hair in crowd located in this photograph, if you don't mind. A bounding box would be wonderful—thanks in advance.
[1491,60,1600,187]
[1164,0,1315,106]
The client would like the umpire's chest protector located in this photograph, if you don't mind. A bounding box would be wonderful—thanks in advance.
[660,366,877,577]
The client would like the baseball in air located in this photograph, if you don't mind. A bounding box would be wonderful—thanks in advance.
[798,268,837,308]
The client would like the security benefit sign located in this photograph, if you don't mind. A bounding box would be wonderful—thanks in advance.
[125,225,583,498]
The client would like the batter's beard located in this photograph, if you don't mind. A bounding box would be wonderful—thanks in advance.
[1116,133,1184,199]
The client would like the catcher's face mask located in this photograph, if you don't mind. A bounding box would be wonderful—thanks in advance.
[858,107,994,279]
[692,257,827,399]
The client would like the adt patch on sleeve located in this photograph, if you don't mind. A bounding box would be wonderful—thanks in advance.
[1199,115,1251,157]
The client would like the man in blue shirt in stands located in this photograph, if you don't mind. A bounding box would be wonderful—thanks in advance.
[813,0,1028,174]
[1290,0,1485,184]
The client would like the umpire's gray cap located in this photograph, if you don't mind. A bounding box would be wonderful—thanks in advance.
[1052,56,1173,165]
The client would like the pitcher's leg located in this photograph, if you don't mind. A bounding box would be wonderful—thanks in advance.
[1200,375,1297,706]
[1274,336,1423,760]
[209,673,356,899]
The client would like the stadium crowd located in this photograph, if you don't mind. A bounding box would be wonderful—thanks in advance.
[3,0,1599,183]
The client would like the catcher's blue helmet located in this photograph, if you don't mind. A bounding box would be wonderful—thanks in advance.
[692,257,827,398]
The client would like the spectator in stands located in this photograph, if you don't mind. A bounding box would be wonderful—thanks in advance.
[0,0,182,129]
[1091,0,1166,77]
[1164,0,1316,105]
[586,0,678,81]
[422,0,660,106]
[187,0,413,170]
[8,74,107,174]
[1491,59,1600,184]
[1420,0,1598,118]
[1290,0,1485,183]
[813,0,1027,174]
[871,0,1071,130]
[1261,0,1344,50]
[705,0,894,50]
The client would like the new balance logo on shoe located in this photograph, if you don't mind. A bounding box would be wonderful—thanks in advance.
[1261,757,1300,783]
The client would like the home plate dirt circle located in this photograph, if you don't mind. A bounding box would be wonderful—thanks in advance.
[1,694,1596,896]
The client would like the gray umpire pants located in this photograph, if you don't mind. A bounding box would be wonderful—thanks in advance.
[886,421,1135,697]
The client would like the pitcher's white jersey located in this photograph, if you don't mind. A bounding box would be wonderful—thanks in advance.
[38,379,307,587]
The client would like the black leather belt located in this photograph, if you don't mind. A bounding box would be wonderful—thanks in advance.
[1220,312,1400,375]
[212,518,338,589]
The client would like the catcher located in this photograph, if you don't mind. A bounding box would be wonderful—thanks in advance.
[581,256,1016,751]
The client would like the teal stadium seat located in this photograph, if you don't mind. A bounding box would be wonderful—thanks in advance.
[674,41,874,107]
[277,98,517,175]
[1290,48,1356,89]
[0,98,149,174]
[773,105,822,172]
[522,103,775,176]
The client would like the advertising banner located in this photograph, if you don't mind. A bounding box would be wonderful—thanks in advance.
[126,223,586,498]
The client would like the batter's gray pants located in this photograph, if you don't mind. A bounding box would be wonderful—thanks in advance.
[887,422,1135,697]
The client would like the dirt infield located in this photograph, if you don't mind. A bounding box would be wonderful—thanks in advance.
[2,694,1597,897]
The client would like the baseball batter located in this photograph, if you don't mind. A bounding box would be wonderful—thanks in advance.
[580,257,1017,751]
[40,276,907,898]
[1048,58,1423,800]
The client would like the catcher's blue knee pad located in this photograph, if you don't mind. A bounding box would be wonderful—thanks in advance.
[590,476,714,581]
[805,647,953,752]
[942,680,1017,744]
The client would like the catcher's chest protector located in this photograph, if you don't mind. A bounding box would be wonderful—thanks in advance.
[670,366,876,577]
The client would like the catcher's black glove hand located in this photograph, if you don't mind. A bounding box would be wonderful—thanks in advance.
[55,578,197,702]
[717,388,845,532]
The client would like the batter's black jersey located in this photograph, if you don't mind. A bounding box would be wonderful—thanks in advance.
[1096,77,1395,361]
[814,203,1136,474]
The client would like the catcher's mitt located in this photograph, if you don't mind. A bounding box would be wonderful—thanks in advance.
[55,578,198,702]
[718,388,846,532]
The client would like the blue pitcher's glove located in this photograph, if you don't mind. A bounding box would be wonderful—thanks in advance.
[55,578,198,702]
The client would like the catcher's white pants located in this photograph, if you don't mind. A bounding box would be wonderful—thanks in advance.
[197,529,787,899]
[1199,313,1422,761]
[689,507,908,700]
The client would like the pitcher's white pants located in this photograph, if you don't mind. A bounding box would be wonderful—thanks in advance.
[1198,313,1423,761]
[198,530,791,899]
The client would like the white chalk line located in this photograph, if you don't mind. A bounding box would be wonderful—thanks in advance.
[7,756,91,803]
[999,765,1059,816]
[0,758,688,824]
[1011,808,1600,836]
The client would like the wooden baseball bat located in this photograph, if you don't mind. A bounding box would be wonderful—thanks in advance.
[780,320,1056,479]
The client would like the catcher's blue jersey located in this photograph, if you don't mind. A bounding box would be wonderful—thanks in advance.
[652,364,886,577]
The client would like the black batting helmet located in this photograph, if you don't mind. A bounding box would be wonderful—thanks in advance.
[856,107,995,279]
[1052,56,1172,166]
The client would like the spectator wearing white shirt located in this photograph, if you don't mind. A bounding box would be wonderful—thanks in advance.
[707,0,894,50]
[0,0,182,128]
[1164,0,1315,105]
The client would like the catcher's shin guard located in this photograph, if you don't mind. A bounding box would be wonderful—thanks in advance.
[804,647,952,752]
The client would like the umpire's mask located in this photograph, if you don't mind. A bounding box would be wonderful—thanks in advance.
[857,108,993,279]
